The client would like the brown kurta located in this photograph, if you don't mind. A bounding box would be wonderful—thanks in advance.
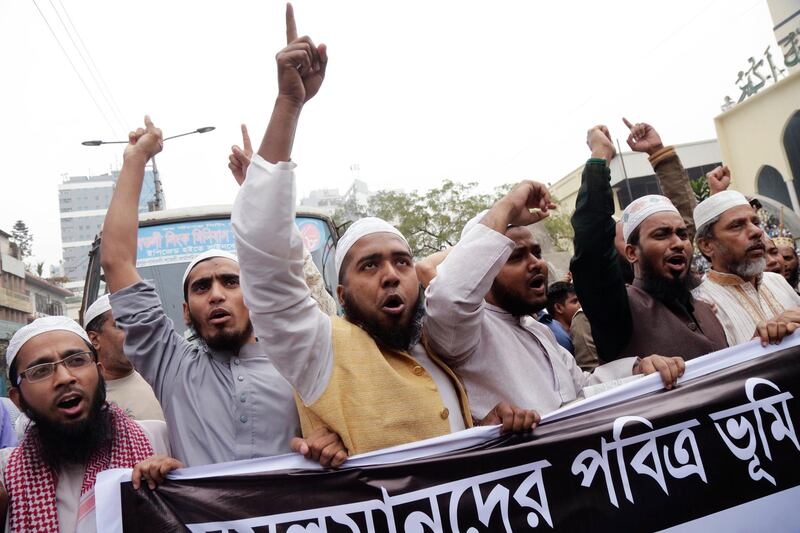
[622,281,728,360]
[572,160,728,362]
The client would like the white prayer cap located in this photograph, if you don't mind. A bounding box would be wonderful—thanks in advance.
[7,316,90,374]
[622,195,680,242]
[335,217,409,279]
[83,294,111,328]
[460,210,489,240]
[181,249,239,290]
[694,190,750,235]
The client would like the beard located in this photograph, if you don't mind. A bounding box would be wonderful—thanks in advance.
[342,287,425,351]
[715,239,766,280]
[20,378,112,470]
[189,313,254,352]
[728,257,767,280]
[639,251,696,304]
[489,278,545,317]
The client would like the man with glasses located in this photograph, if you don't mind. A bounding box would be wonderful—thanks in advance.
[0,316,171,532]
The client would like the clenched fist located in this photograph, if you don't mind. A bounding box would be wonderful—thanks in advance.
[124,115,163,162]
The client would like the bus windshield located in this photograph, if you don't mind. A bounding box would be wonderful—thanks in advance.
[91,214,337,336]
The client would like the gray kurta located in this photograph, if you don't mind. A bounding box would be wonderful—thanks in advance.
[110,280,300,467]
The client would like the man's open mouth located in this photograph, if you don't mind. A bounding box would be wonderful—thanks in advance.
[55,392,84,416]
[381,294,406,315]
[528,275,546,293]
[666,254,688,270]
[209,308,232,325]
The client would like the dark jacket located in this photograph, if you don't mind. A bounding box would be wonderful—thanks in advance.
[570,160,727,361]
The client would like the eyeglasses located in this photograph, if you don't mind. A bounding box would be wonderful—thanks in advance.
[17,351,96,385]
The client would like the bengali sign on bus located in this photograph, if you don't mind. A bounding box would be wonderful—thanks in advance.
[136,220,236,267]
[136,217,328,267]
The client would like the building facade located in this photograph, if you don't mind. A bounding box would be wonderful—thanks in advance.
[26,273,72,320]
[58,167,157,284]
[0,229,32,392]
[714,70,800,216]
[300,179,374,217]
[0,230,32,329]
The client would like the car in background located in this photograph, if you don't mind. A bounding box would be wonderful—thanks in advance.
[81,205,338,334]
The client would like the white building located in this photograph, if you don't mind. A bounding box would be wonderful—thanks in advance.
[58,167,158,284]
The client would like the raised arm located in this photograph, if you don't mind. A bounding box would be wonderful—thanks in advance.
[231,3,332,404]
[570,126,633,361]
[425,181,554,363]
[101,117,197,393]
[415,248,451,289]
[227,121,337,316]
[623,118,698,241]
[101,116,162,292]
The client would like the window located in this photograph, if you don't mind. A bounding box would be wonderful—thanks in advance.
[757,165,791,208]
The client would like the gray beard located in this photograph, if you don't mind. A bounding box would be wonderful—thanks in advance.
[727,257,766,280]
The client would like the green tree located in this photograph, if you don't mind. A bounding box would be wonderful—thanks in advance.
[334,180,495,257]
[35,261,45,276]
[543,214,574,252]
[11,220,33,259]
[332,179,574,257]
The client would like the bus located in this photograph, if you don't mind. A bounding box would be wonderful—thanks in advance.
[80,205,339,334]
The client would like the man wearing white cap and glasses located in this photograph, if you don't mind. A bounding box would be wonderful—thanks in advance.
[99,112,346,467]
[693,189,800,346]
[232,4,539,458]
[83,294,164,421]
[0,316,171,532]
[570,125,727,363]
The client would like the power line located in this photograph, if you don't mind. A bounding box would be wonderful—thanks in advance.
[46,0,127,132]
[30,0,121,138]
[52,0,129,131]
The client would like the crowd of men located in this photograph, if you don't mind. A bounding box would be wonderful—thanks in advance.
[1,5,799,531]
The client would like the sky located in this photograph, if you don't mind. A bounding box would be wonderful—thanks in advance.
[0,0,780,270]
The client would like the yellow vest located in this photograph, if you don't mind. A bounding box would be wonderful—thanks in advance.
[295,315,473,456]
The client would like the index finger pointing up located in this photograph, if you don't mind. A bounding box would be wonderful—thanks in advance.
[286,3,298,43]
[241,124,252,153]
[622,117,634,131]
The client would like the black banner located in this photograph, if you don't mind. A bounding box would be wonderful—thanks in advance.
[111,344,800,532]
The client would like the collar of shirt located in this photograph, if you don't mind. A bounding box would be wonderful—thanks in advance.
[207,340,266,365]
[483,301,528,325]
[707,269,763,289]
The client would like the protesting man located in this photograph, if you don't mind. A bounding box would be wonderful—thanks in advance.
[540,281,581,354]
[774,235,800,291]
[693,190,800,346]
[570,309,600,371]
[424,184,685,418]
[232,4,538,457]
[83,294,164,421]
[101,114,345,467]
[571,125,728,362]
[764,236,785,275]
[0,316,170,532]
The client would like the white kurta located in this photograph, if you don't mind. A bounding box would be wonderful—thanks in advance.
[424,223,635,419]
[692,270,800,347]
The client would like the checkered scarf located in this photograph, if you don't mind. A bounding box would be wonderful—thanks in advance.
[5,404,153,532]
